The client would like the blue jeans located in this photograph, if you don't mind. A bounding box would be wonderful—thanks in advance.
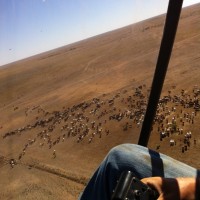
[79,144,200,200]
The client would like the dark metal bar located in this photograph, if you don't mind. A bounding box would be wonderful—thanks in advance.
[138,0,184,146]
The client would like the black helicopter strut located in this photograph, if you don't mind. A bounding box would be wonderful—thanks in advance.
[138,0,184,146]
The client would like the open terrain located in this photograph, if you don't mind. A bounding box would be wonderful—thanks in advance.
[0,3,200,199]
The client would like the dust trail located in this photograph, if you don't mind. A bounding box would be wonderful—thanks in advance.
[0,155,88,185]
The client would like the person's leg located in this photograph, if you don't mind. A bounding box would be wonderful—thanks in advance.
[79,144,199,200]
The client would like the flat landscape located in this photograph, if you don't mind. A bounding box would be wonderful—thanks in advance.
[0,3,200,200]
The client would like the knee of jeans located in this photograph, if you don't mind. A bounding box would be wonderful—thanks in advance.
[107,144,137,162]
[108,145,123,158]
[109,143,139,155]
[103,144,139,176]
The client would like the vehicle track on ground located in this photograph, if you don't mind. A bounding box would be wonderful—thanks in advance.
[0,154,88,186]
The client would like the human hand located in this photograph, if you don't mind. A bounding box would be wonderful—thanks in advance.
[141,177,199,200]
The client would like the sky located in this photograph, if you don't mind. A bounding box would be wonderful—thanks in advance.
[0,0,200,66]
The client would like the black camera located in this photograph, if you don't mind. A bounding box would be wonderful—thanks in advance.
[112,171,159,200]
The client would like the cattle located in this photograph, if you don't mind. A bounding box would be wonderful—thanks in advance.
[53,150,56,158]
[170,139,175,146]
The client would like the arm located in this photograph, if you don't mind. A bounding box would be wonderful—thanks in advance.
[141,177,200,200]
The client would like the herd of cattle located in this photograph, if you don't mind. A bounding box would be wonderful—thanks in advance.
[2,84,200,164]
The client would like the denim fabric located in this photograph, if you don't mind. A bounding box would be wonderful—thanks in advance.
[79,144,200,200]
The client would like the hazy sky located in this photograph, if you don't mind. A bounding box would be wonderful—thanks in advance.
[0,0,199,66]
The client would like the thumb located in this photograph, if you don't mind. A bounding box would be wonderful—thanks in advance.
[156,193,165,200]
[141,177,163,193]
